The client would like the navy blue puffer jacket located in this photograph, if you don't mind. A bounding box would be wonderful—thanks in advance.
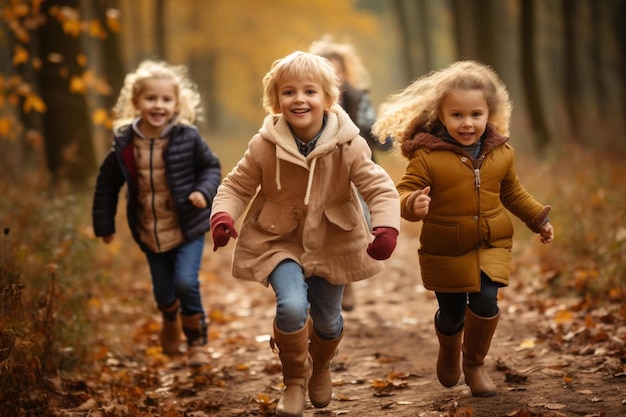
[92,123,222,252]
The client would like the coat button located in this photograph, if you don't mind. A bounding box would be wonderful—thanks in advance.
[293,209,304,219]
[461,157,468,163]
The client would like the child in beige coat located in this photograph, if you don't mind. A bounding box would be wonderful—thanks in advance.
[210,51,400,416]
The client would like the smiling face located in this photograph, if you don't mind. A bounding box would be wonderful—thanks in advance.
[439,88,489,146]
[278,76,330,142]
[133,78,178,138]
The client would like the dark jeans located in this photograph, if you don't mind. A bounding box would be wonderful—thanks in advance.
[435,272,501,335]
[145,236,205,316]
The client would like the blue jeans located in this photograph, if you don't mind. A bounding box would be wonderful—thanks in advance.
[145,236,205,317]
[269,259,344,339]
[435,272,501,335]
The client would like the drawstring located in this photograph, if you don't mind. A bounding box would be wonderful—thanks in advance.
[275,158,282,191]
[275,155,318,206]
[303,157,317,206]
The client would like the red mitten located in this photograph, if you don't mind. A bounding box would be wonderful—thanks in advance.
[210,212,238,251]
[366,227,398,260]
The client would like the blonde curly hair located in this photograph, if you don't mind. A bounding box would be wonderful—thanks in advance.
[112,60,203,133]
[308,34,371,90]
[262,51,340,116]
[372,60,512,146]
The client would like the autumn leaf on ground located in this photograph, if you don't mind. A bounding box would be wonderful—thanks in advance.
[253,393,277,416]
[371,369,409,396]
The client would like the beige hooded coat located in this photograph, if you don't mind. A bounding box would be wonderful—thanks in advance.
[211,105,400,286]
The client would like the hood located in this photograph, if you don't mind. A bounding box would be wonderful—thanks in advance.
[400,123,509,160]
[258,104,360,160]
[257,104,361,205]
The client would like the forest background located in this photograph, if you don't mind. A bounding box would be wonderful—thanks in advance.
[0,0,624,416]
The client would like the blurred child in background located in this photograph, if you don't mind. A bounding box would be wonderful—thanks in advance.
[309,34,393,311]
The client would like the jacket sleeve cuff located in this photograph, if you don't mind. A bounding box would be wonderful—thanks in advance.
[525,205,551,233]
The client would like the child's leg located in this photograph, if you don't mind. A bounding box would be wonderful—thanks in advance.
[307,276,344,408]
[434,292,466,387]
[173,236,208,366]
[463,273,501,396]
[146,250,182,354]
[269,260,311,417]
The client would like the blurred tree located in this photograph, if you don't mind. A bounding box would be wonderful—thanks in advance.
[521,0,549,150]
[390,0,626,153]
[0,0,123,184]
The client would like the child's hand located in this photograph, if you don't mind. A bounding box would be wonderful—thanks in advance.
[188,191,207,208]
[210,212,238,251]
[102,235,114,244]
[367,227,399,260]
[409,186,431,217]
[539,221,554,243]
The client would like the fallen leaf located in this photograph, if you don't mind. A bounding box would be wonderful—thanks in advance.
[545,403,567,410]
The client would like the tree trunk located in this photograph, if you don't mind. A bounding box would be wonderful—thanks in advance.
[562,0,580,141]
[38,0,97,184]
[520,0,550,150]
[155,0,166,60]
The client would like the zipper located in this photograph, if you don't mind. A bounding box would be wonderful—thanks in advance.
[149,138,161,252]
[473,155,486,191]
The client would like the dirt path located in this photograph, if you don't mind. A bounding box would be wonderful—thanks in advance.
[59,222,625,417]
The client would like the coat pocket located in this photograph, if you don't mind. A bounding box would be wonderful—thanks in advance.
[256,200,299,235]
[421,220,478,256]
[323,201,359,231]
[484,211,513,248]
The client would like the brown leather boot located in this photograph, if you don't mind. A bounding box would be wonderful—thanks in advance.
[181,313,209,367]
[341,283,356,311]
[435,312,463,387]
[158,300,181,355]
[462,307,500,396]
[270,319,312,417]
[308,324,343,408]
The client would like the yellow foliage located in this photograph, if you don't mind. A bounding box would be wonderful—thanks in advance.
[106,9,121,33]
[12,45,29,66]
[61,14,82,38]
[92,108,110,126]
[22,93,46,113]
[158,0,384,130]
[13,25,30,43]
[69,75,87,94]
[88,19,107,39]
[77,53,88,67]
[0,117,11,137]
[31,56,42,70]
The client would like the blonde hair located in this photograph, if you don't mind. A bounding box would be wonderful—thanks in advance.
[309,34,371,90]
[112,60,203,132]
[373,60,512,145]
[262,51,340,115]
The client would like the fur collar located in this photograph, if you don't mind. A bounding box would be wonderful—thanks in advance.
[400,123,509,160]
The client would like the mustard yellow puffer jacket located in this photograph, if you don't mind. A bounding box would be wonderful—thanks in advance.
[396,124,550,293]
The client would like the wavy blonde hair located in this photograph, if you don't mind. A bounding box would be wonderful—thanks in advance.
[112,60,204,133]
[262,51,340,116]
[308,34,371,90]
[372,60,512,145]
